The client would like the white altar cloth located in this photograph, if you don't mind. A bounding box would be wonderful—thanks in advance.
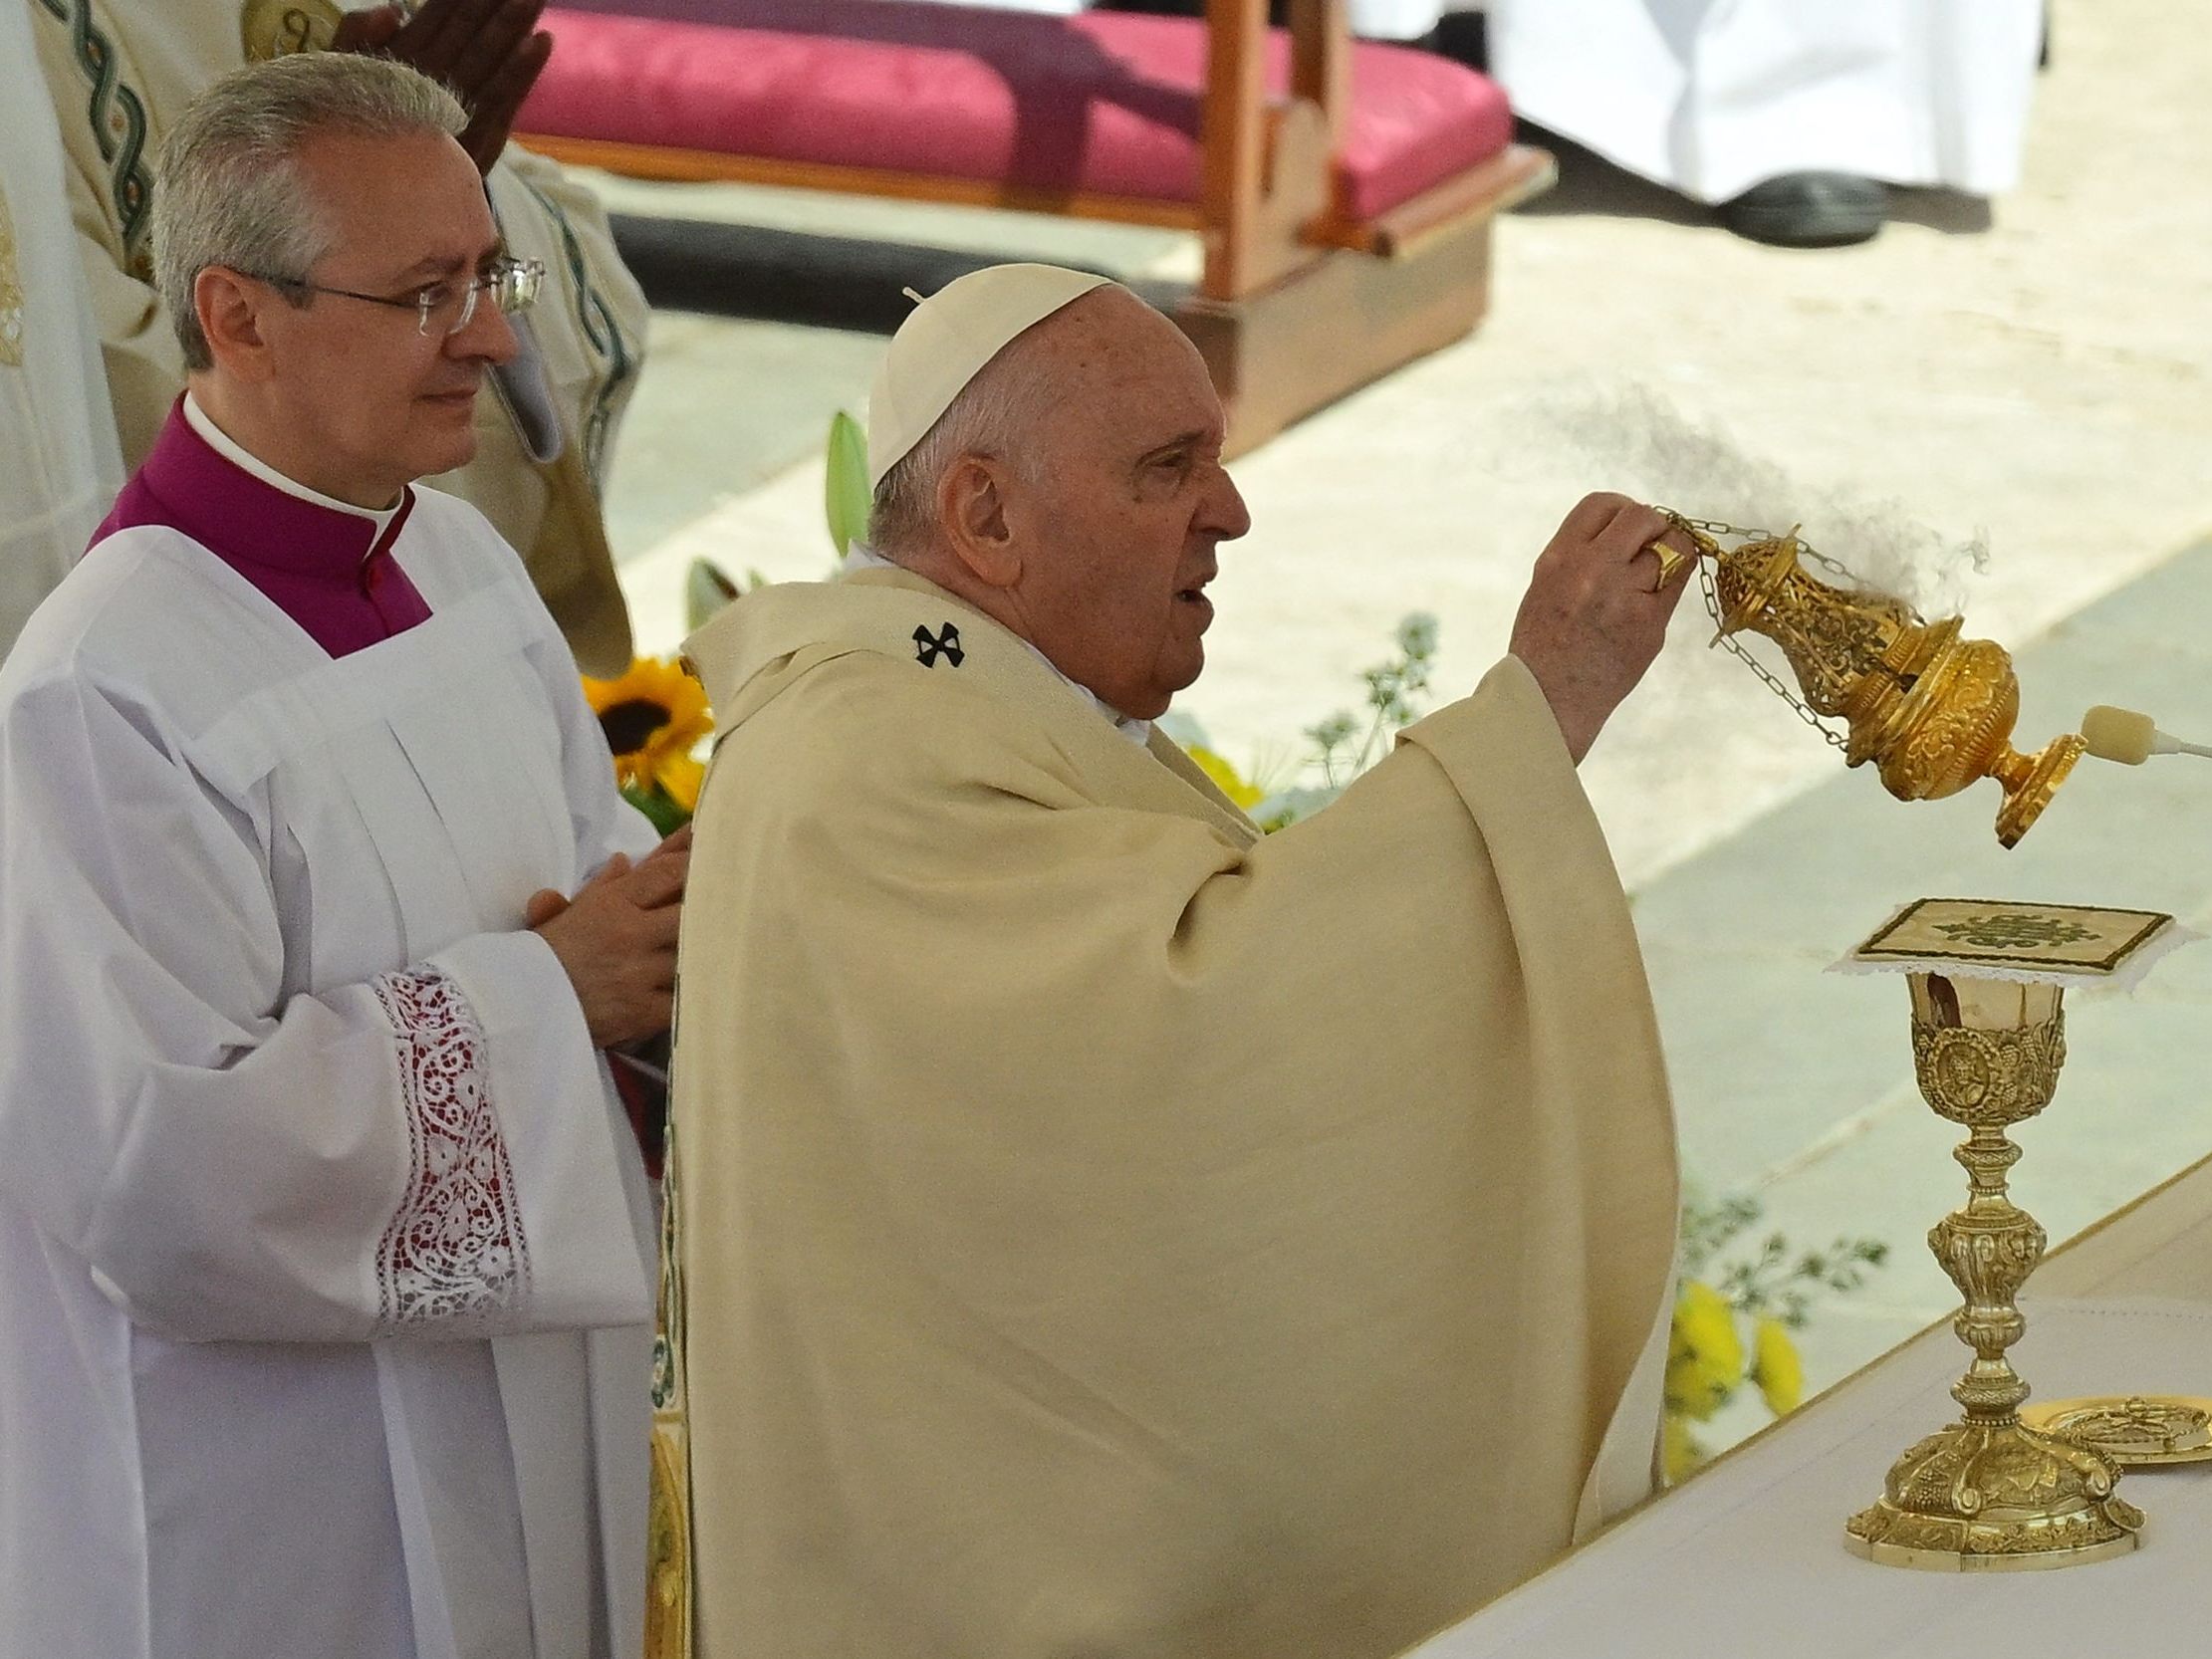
[1408,1162,2212,1659]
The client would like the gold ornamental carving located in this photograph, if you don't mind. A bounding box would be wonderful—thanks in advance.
[0,184,24,367]
[1662,515,2083,847]
[1844,971,2141,1570]
[241,0,343,60]
[644,1431,691,1658]
[2025,1395,2212,1467]
[643,1116,693,1658]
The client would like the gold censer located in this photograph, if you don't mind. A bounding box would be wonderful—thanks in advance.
[1661,515,2084,846]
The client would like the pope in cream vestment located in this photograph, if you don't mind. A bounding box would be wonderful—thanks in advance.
[663,564,1681,1659]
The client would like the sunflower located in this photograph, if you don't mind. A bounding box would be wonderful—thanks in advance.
[656,750,705,816]
[584,657,713,830]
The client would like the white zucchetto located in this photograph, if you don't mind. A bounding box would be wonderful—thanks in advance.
[866,263,1113,489]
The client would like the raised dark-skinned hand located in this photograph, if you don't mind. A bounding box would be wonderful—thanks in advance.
[332,0,554,175]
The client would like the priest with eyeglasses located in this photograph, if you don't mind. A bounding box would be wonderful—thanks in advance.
[0,53,681,1659]
[26,0,647,678]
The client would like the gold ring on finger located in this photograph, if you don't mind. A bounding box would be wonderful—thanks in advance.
[1642,540,1691,594]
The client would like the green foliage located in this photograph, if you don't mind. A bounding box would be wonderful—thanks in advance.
[1310,611,1439,786]
[684,558,742,633]
[1678,1182,1889,1331]
[620,781,691,838]
[1667,1186,1887,1477]
[675,410,872,638]
[1250,611,1441,829]
[825,410,871,562]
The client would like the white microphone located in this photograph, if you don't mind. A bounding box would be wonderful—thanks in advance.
[2081,705,2212,766]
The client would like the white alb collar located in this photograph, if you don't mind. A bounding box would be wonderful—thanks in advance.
[183,393,403,539]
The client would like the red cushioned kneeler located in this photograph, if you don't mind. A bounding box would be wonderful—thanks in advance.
[517,0,1554,452]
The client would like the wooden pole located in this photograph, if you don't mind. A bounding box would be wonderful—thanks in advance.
[1199,0,1269,300]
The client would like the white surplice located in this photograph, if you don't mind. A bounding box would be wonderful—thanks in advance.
[0,482,660,1659]
[0,0,123,661]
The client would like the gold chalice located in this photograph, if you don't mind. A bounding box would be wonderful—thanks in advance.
[1845,969,2137,1569]
[1659,514,2084,847]
[1837,899,2181,1571]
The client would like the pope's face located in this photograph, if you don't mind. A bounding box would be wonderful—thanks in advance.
[1002,291,1251,721]
[255,129,516,505]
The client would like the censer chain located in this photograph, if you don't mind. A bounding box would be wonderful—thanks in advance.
[1682,518,1851,753]
[1668,515,1863,585]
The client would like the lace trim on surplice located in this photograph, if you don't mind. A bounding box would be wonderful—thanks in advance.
[370,965,530,1330]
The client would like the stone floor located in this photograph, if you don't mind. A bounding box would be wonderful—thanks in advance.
[573,0,2212,1434]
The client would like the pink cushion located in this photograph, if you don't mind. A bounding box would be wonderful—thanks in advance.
[524,1,1512,223]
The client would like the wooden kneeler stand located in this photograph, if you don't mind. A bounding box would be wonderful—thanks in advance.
[1187,0,1551,452]
[521,0,1552,454]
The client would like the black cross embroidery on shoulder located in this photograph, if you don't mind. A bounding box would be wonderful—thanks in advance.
[913,623,964,667]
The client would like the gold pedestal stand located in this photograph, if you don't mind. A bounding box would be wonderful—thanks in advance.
[1840,900,2181,1571]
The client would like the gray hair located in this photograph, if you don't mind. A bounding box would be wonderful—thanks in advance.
[867,336,1056,561]
[153,53,467,372]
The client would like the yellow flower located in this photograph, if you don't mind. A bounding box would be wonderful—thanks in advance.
[1662,1412,1707,1485]
[1664,1280,1745,1422]
[1186,743,1265,810]
[1751,1316,1804,1416]
[657,750,705,815]
[584,658,713,799]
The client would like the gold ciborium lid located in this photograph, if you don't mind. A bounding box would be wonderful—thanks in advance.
[1662,512,2084,847]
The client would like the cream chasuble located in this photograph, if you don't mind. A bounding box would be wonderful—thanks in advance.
[664,566,1679,1659]
[0,459,659,1659]
[25,0,647,674]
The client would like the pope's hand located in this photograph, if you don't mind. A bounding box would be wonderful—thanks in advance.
[528,830,689,1048]
[332,0,554,176]
[1508,493,1694,765]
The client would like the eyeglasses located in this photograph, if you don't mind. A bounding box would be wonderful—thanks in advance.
[243,252,546,338]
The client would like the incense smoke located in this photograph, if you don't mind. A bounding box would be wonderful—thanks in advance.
[1537,382,1990,610]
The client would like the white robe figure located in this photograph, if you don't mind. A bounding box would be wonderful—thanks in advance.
[1357,0,2046,203]
[0,406,659,1659]
[25,0,647,675]
[907,0,2044,205]
[0,0,123,660]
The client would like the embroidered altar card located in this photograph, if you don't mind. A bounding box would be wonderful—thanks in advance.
[1837,898,2181,991]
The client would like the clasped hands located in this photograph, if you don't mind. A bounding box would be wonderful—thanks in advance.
[1508,493,1698,765]
[529,828,689,1050]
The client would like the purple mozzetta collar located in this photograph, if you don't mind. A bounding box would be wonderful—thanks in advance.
[95,399,433,658]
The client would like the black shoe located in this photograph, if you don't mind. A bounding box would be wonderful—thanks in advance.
[1720,172,1887,248]
[1425,15,1488,70]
